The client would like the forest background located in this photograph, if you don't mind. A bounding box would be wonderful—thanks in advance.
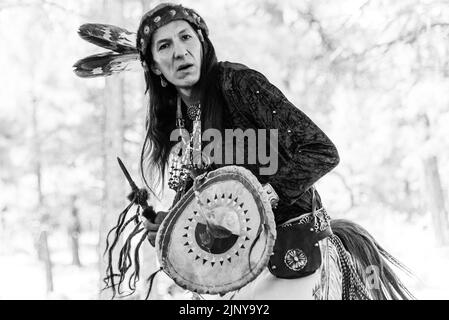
[1,0,449,299]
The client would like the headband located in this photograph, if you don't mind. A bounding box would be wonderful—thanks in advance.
[136,3,209,58]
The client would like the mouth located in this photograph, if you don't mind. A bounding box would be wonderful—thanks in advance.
[176,63,194,72]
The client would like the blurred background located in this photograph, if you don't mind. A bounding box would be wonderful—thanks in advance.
[1,0,448,300]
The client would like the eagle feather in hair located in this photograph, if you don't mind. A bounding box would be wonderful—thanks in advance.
[78,23,138,54]
[73,52,140,78]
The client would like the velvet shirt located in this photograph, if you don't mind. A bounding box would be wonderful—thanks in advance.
[174,61,340,225]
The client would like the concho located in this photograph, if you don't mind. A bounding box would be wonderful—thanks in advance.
[156,166,277,295]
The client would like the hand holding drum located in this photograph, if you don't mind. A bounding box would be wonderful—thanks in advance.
[142,211,169,247]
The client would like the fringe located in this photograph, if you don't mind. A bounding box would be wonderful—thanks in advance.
[103,201,148,299]
[145,267,164,300]
[330,219,415,300]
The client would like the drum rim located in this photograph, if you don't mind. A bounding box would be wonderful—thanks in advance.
[156,165,277,295]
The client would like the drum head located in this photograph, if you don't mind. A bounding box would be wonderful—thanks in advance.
[156,166,276,294]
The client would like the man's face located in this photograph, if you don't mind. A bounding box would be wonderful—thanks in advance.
[150,20,203,89]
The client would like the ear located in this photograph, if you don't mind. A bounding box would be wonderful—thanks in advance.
[150,63,162,75]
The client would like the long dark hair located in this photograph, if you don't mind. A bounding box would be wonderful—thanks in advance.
[139,26,225,195]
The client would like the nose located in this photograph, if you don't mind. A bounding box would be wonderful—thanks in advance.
[173,40,188,59]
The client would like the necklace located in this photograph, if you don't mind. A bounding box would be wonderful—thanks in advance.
[168,96,205,191]
[187,103,201,121]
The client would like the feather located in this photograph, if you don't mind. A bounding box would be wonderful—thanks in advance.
[78,23,138,54]
[73,51,140,78]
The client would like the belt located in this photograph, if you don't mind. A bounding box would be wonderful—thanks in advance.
[280,207,331,233]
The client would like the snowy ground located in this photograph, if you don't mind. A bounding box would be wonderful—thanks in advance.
[0,231,99,300]
[0,213,448,300]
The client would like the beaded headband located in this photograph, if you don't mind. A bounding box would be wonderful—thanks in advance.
[136,3,209,58]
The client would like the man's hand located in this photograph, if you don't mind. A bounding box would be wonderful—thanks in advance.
[142,211,169,247]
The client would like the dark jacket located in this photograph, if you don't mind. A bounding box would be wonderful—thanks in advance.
[216,61,340,224]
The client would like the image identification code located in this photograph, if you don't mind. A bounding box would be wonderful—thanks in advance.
[222,304,270,316]
[179,304,270,317]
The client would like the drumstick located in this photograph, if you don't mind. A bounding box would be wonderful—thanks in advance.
[117,157,138,190]
[117,157,156,222]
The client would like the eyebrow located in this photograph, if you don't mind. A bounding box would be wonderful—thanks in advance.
[155,28,191,46]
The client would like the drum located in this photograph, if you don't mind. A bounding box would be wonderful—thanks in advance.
[156,166,277,294]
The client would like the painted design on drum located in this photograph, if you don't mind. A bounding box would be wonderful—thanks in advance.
[181,192,252,267]
[284,248,308,271]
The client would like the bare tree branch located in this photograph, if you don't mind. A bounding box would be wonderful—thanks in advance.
[296,6,335,52]
[337,22,449,63]
[336,0,372,32]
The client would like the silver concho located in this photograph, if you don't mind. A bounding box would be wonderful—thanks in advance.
[284,248,307,271]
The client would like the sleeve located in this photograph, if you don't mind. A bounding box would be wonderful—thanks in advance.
[227,68,340,207]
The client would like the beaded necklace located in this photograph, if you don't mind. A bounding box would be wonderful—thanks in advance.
[168,96,207,191]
